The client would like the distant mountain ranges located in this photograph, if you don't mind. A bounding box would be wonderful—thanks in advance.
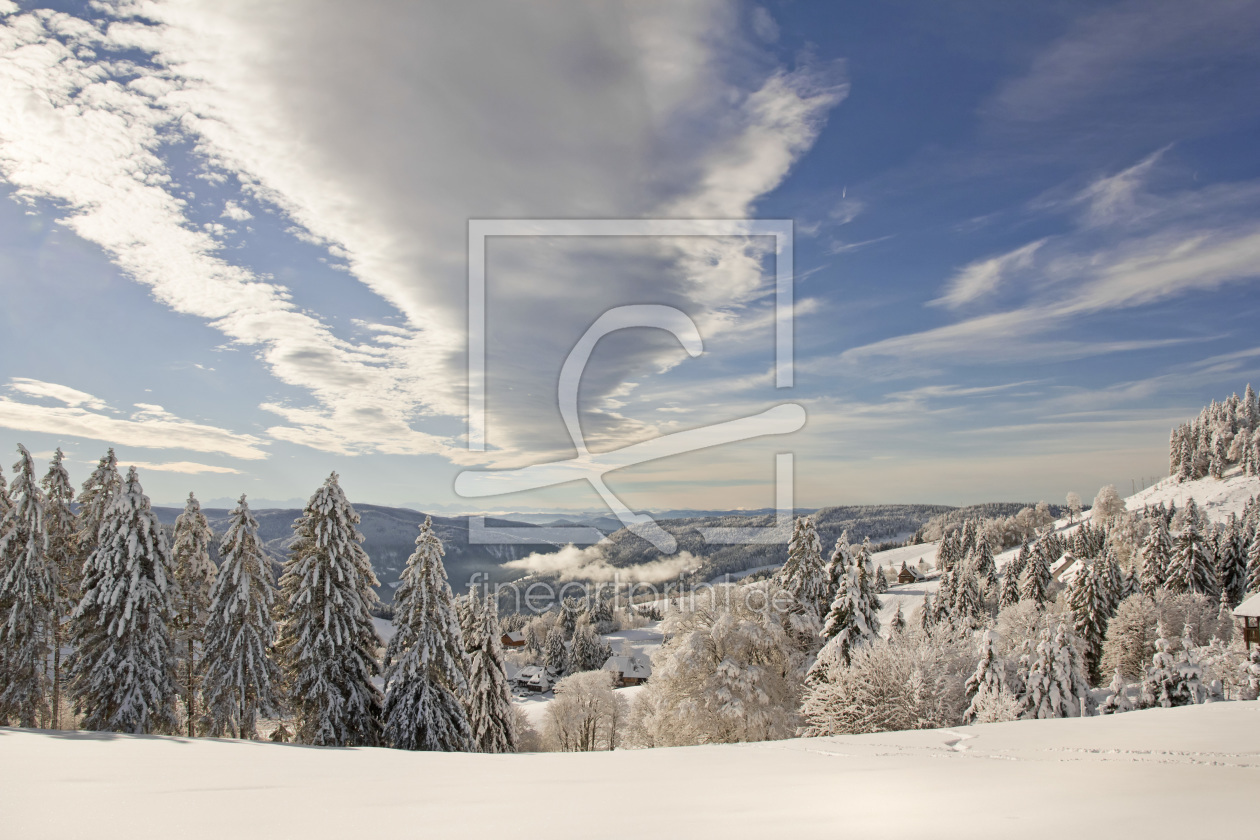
[149,500,1045,600]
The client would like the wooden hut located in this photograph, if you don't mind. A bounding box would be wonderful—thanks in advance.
[1233,593,1260,651]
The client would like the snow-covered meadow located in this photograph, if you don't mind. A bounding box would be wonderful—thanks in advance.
[3,700,1256,839]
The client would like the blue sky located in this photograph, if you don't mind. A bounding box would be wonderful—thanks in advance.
[1,0,1259,513]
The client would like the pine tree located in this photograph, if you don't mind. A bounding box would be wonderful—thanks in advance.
[68,467,178,733]
[890,601,906,634]
[1100,669,1133,715]
[935,566,957,624]
[964,629,1007,724]
[918,592,936,634]
[960,519,978,557]
[823,530,851,605]
[75,448,122,555]
[1019,540,1052,607]
[952,567,984,630]
[1216,518,1248,607]
[278,473,383,747]
[872,563,888,594]
[545,621,570,676]
[1022,623,1091,718]
[381,515,472,751]
[465,594,518,753]
[1000,542,1028,611]
[971,532,998,595]
[569,616,611,673]
[1171,624,1207,706]
[170,492,217,736]
[1139,516,1173,595]
[1141,623,1179,708]
[200,496,280,739]
[0,446,53,726]
[1067,560,1109,684]
[813,537,881,672]
[935,530,959,573]
[1168,517,1217,597]
[40,448,78,729]
[777,516,827,620]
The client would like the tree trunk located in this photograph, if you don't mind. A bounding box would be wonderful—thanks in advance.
[186,637,196,737]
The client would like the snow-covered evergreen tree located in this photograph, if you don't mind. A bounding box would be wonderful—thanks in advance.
[1022,623,1091,718]
[75,448,121,555]
[68,467,178,733]
[823,530,851,604]
[952,567,984,630]
[1216,518,1248,607]
[918,592,936,634]
[1067,559,1110,684]
[1139,516,1173,595]
[1100,669,1133,715]
[1019,539,1052,607]
[544,621,570,676]
[1000,542,1028,611]
[40,448,79,729]
[1141,623,1179,708]
[1171,624,1207,706]
[1168,516,1217,597]
[959,519,978,557]
[569,616,612,673]
[0,445,52,726]
[170,492,217,736]
[813,538,881,672]
[464,594,518,753]
[200,496,280,739]
[382,515,473,752]
[872,563,888,594]
[963,629,1007,724]
[890,602,906,635]
[971,532,998,595]
[278,473,383,747]
[777,516,827,620]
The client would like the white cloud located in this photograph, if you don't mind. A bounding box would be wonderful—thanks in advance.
[124,460,241,474]
[0,392,268,460]
[0,3,846,467]
[503,542,700,582]
[221,200,251,221]
[8,378,108,411]
[930,239,1047,309]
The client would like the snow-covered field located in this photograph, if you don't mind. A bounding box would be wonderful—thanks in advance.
[4,701,1256,838]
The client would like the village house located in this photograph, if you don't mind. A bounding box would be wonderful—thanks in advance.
[602,654,652,687]
[897,561,924,585]
[1234,593,1260,651]
[500,630,527,648]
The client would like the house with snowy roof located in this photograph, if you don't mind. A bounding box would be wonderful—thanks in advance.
[500,630,527,648]
[513,664,551,693]
[897,561,924,584]
[602,654,652,687]
[1233,593,1260,650]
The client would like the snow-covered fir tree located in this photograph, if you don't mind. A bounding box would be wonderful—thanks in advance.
[872,563,888,594]
[544,621,570,676]
[812,537,881,674]
[889,601,906,634]
[1171,624,1207,706]
[934,566,957,625]
[569,615,612,673]
[918,592,935,634]
[959,519,978,557]
[777,516,828,621]
[1022,623,1091,719]
[823,530,851,605]
[1141,623,1180,708]
[278,473,383,747]
[951,567,984,630]
[464,594,518,753]
[68,467,178,734]
[170,492,217,736]
[1100,669,1133,715]
[1139,516,1173,595]
[1216,517,1248,607]
[75,448,122,554]
[1019,539,1052,607]
[1067,559,1111,684]
[200,496,280,739]
[0,446,53,726]
[963,629,1007,724]
[1168,515,1217,597]
[381,516,473,751]
[40,448,79,729]
[934,530,960,573]
[999,542,1028,610]
[971,532,998,595]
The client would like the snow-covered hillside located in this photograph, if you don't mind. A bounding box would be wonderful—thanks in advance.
[3,701,1255,839]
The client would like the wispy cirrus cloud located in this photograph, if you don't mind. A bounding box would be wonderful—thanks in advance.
[0,379,268,460]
